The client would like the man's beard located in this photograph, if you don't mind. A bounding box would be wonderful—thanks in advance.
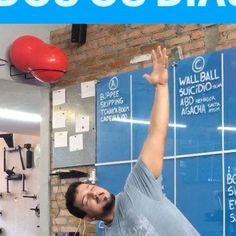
[102,193,115,215]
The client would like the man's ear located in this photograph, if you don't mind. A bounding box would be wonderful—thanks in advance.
[84,215,96,222]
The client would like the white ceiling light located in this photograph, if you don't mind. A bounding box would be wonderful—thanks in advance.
[218,126,236,132]
[112,118,186,128]
[0,108,41,123]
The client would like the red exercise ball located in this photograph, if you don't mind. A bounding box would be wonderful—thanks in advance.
[30,44,68,83]
[9,35,44,72]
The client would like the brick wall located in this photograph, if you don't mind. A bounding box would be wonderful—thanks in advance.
[50,166,96,236]
[50,24,236,236]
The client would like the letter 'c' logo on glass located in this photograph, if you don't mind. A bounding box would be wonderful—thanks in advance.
[192,56,205,73]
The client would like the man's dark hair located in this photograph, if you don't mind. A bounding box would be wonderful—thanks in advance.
[65,181,86,219]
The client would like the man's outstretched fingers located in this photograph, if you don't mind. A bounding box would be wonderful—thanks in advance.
[157,45,162,57]
[152,49,157,65]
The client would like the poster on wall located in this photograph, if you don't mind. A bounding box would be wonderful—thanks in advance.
[96,47,236,236]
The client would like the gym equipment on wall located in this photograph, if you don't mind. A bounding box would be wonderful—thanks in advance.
[0,133,14,148]
[9,35,68,83]
[18,145,25,170]
[30,44,68,83]
[30,204,40,217]
[3,146,25,172]
[24,143,33,168]
[5,167,26,193]
[3,145,30,193]
[23,194,37,200]
[9,35,44,72]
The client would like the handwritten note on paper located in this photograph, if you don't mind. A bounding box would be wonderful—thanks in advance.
[54,131,68,148]
[81,81,95,98]
[76,115,90,133]
[53,88,66,106]
[69,134,83,152]
[53,111,66,129]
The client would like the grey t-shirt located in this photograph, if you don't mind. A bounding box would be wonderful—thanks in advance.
[104,159,201,236]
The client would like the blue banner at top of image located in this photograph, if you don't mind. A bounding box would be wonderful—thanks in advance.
[1,0,236,23]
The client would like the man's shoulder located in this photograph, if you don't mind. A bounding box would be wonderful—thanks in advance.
[125,158,162,186]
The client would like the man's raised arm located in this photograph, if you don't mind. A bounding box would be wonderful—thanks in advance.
[140,46,169,178]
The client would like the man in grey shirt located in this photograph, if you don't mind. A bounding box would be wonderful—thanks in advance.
[66,46,200,235]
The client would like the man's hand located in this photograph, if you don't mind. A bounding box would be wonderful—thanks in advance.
[143,46,168,86]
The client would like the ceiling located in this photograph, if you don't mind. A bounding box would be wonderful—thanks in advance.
[0,79,43,136]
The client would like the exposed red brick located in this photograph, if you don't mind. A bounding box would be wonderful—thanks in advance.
[166,35,191,46]
[183,40,205,51]
[218,24,236,32]
[152,29,177,40]
[191,30,204,40]
[142,25,165,34]
[227,31,236,40]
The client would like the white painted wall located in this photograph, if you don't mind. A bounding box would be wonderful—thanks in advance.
[0,79,41,136]
[0,134,40,236]
[0,24,64,236]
